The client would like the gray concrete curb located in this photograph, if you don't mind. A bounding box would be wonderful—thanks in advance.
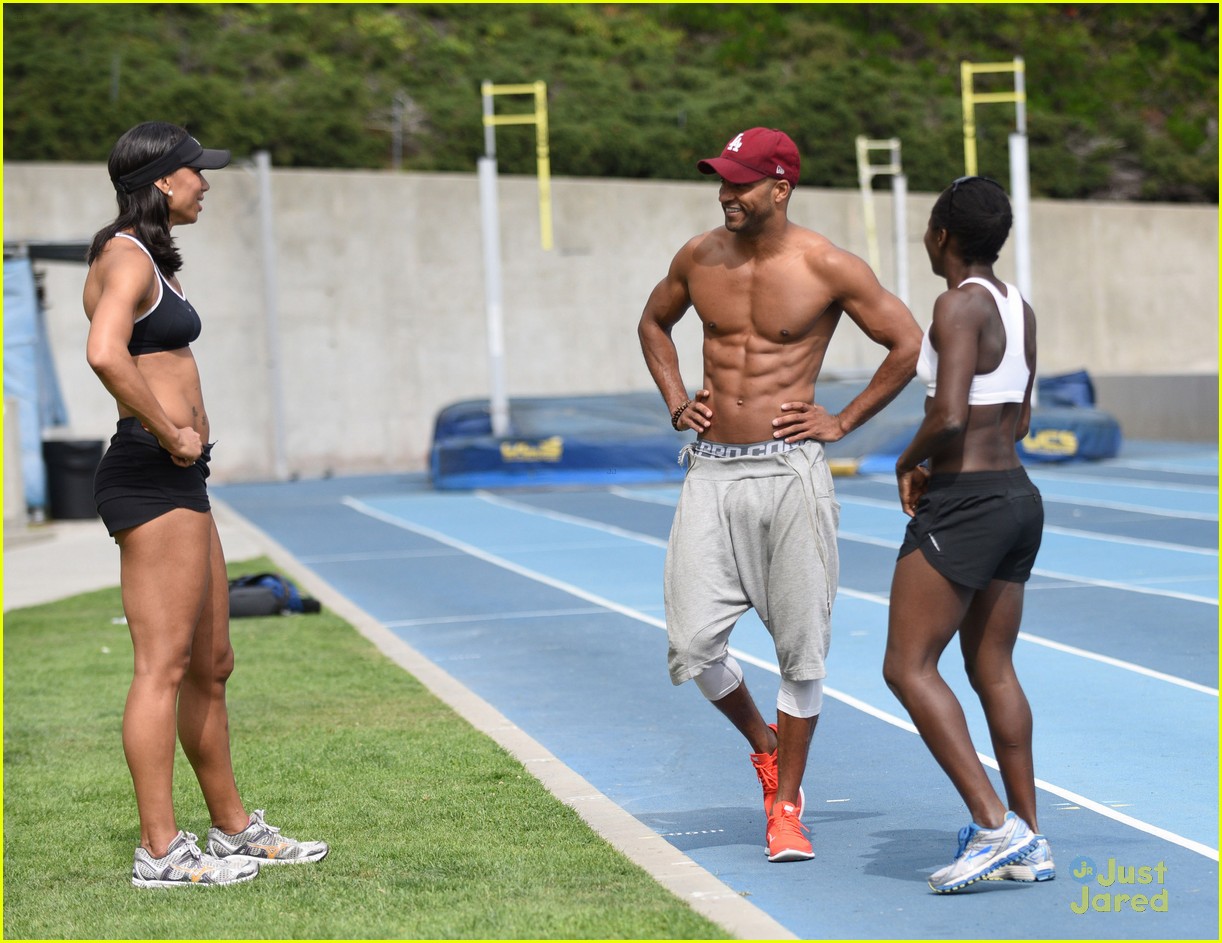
[214,498,797,940]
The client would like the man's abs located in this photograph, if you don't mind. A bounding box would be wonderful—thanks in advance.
[701,383,815,443]
[700,338,826,443]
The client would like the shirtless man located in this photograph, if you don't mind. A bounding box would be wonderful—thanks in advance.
[638,127,921,861]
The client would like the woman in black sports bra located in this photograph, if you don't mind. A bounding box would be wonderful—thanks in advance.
[83,122,327,887]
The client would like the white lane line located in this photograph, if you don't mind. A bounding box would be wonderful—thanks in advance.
[343,494,1218,861]
[299,548,463,563]
[1105,458,1218,475]
[477,491,669,548]
[1020,567,1215,606]
[609,485,682,506]
[625,478,1217,522]
[833,494,1216,556]
[1040,525,1217,557]
[835,528,1217,606]
[342,496,668,630]
[385,606,612,629]
[1034,495,1215,522]
[1015,633,1218,696]
[842,465,1218,490]
[1027,470,1217,494]
[841,474,1218,520]
[837,581,1217,696]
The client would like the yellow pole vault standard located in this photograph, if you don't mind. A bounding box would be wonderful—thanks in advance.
[481,80,553,250]
[960,58,1026,176]
[477,80,552,436]
[959,56,1035,397]
[854,135,908,304]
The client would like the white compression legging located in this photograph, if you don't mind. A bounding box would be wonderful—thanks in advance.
[692,655,824,719]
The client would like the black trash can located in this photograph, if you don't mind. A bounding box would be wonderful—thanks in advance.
[42,439,104,520]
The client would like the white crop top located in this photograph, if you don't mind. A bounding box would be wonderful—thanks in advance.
[916,277,1029,405]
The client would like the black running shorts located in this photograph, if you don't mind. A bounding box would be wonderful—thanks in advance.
[897,467,1043,590]
[93,417,212,536]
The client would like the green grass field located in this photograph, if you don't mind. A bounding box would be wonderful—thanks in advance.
[2,557,730,940]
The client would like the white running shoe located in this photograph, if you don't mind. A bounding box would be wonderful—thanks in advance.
[928,812,1037,893]
[132,831,259,888]
[206,809,329,866]
[986,834,1056,882]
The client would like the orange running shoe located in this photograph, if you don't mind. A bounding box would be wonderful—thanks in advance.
[749,723,805,817]
[766,801,815,862]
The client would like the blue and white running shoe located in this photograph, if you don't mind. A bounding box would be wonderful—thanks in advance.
[928,811,1037,893]
[986,834,1056,882]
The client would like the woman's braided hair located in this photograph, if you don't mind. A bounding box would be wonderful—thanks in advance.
[930,176,1012,265]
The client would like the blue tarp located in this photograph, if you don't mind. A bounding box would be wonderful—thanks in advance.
[4,257,69,511]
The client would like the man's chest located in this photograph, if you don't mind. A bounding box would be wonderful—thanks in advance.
[690,269,837,343]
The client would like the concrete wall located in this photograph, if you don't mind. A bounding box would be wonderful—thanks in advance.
[4,162,1216,482]
[1092,374,1218,442]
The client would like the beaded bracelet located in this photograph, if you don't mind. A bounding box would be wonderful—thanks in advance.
[670,399,693,430]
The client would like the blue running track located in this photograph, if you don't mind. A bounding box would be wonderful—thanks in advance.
[217,441,1218,939]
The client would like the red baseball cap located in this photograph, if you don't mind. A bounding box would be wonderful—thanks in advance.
[697,127,800,185]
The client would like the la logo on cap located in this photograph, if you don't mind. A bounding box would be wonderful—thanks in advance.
[697,127,801,186]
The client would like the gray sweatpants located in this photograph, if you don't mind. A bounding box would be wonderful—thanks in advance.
[664,439,840,686]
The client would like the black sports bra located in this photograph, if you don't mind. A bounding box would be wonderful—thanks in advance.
[114,233,202,355]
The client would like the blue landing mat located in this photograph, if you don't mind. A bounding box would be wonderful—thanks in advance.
[431,378,1122,489]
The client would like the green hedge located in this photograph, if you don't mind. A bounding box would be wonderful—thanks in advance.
[4,3,1216,201]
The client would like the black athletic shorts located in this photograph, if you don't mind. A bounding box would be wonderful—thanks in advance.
[93,417,212,536]
[897,467,1043,590]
